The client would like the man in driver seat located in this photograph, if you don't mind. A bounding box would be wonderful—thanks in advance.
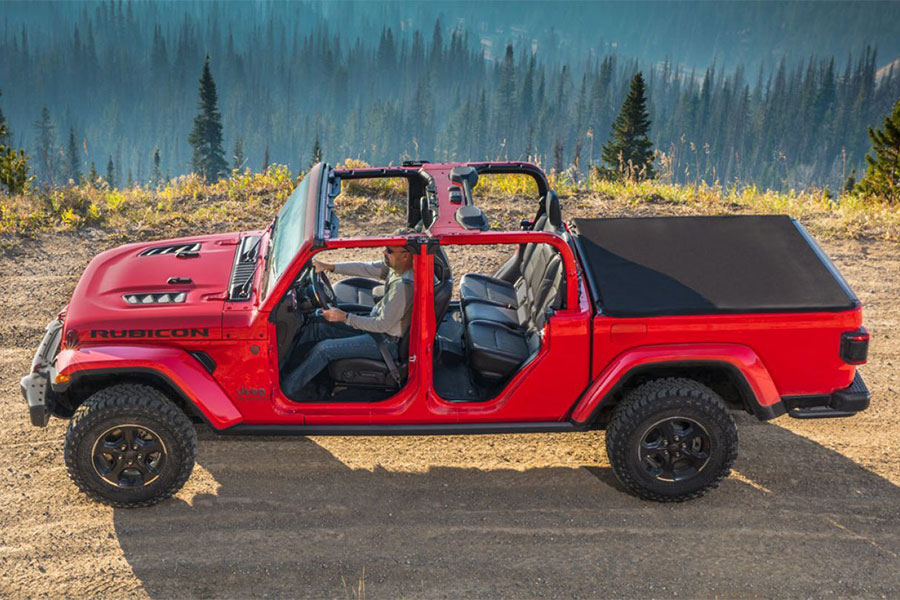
[283,228,415,399]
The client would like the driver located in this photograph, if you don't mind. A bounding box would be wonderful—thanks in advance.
[283,228,416,398]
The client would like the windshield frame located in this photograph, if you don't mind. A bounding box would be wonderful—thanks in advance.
[261,163,326,305]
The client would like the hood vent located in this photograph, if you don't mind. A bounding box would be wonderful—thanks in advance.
[124,292,187,305]
[228,235,262,301]
[139,242,201,257]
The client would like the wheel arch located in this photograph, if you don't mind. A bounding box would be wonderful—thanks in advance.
[586,362,778,428]
[571,344,786,428]
[53,345,244,430]
[59,368,208,424]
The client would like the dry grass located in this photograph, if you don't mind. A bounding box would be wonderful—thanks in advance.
[0,165,296,237]
[2,162,898,243]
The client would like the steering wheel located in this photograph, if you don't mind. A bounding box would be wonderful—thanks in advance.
[312,270,336,308]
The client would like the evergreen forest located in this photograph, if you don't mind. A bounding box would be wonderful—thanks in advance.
[2,0,900,191]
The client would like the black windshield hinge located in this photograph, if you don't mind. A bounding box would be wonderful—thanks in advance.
[406,236,441,254]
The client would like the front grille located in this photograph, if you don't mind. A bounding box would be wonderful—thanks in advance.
[139,242,201,257]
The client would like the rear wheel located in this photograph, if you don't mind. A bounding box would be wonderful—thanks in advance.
[605,378,738,502]
[64,384,197,508]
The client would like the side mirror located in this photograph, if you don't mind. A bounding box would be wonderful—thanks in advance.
[449,166,478,205]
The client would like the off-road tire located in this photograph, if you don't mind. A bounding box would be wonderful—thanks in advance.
[606,377,738,502]
[64,384,197,508]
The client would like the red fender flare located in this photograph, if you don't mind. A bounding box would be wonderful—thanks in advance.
[55,345,243,429]
[569,343,782,424]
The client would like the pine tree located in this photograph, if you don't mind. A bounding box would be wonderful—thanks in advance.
[232,136,245,172]
[33,105,58,186]
[151,148,162,186]
[127,169,133,188]
[262,144,270,171]
[309,134,322,168]
[106,155,115,188]
[0,122,32,194]
[88,161,98,185]
[553,138,564,175]
[843,168,856,193]
[857,97,900,203]
[600,72,656,180]
[0,90,30,193]
[494,44,516,153]
[187,56,228,182]
[67,128,81,183]
[0,89,10,146]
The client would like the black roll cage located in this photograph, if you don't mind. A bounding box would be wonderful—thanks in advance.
[331,162,550,231]
[332,167,431,229]
[471,162,549,199]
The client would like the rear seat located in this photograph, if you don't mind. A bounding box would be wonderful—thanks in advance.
[464,254,563,330]
[462,191,565,383]
[459,191,562,310]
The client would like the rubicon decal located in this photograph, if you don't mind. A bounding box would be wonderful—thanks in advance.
[89,328,211,339]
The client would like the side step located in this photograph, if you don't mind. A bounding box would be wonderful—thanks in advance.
[785,372,870,419]
[788,407,859,419]
[221,421,580,436]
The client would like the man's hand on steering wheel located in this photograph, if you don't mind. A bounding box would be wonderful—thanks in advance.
[309,263,337,309]
[321,307,347,322]
[312,258,334,273]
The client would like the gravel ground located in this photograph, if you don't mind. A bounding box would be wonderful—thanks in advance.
[1,209,899,598]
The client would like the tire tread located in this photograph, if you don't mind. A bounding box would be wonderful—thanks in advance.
[64,384,197,508]
[606,377,738,502]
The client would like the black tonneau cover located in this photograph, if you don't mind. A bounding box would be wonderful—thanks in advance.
[571,215,858,317]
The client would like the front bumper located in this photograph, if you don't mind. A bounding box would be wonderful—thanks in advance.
[19,319,63,427]
[785,372,870,419]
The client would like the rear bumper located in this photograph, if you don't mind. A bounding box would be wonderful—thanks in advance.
[19,319,63,427]
[783,372,870,419]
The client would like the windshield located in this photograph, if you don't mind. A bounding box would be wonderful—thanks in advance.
[269,174,313,283]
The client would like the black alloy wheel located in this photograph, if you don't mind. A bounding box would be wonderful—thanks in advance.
[91,424,168,488]
[605,377,738,502]
[638,417,711,482]
[64,384,197,508]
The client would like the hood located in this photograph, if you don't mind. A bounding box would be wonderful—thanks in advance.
[65,231,260,342]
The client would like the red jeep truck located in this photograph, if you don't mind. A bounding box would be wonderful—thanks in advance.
[20,161,870,507]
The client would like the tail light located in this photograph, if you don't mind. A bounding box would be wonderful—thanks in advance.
[840,327,869,365]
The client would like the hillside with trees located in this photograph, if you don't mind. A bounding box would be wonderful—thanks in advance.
[0,1,899,192]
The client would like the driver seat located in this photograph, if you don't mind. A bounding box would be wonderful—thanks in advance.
[327,273,453,389]
[327,329,412,389]
[334,245,452,312]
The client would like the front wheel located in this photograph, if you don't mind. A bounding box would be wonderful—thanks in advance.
[64,384,197,508]
[605,378,738,502]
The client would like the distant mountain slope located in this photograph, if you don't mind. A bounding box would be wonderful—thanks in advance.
[1,0,898,191]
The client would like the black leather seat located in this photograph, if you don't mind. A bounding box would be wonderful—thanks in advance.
[461,191,565,383]
[328,271,453,389]
[328,334,411,388]
[333,278,384,312]
[464,254,563,330]
[459,191,562,310]
[334,245,452,312]
[465,319,530,382]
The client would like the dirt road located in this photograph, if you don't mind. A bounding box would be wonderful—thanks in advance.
[1,221,899,598]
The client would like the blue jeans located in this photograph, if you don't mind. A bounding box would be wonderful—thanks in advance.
[283,319,397,397]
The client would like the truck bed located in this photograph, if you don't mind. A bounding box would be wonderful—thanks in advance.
[571,215,859,317]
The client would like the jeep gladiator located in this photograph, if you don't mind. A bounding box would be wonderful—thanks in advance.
[21,161,870,506]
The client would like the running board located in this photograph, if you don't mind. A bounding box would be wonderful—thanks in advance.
[220,421,580,436]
